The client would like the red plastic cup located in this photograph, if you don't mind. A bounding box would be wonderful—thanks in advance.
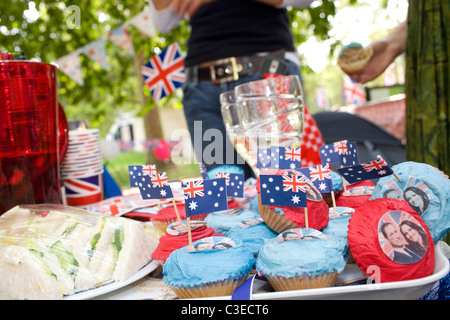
[0,58,68,214]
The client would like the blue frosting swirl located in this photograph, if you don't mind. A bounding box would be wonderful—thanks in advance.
[256,231,347,278]
[204,208,260,234]
[370,161,450,242]
[226,220,278,254]
[331,170,343,193]
[163,236,255,288]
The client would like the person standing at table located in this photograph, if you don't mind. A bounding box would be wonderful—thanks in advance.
[344,0,450,176]
[149,0,322,179]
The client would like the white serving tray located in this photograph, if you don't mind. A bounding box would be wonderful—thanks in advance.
[203,241,449,300]
[65,260,160,300]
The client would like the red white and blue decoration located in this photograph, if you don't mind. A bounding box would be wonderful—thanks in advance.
[141,42,185,103]
[337,156,394,184]
[215,172,245,198]
[320,140,359,167]
[257,146,302,170]
[64,174,103,206]
[183,178,228,217]
[343,75,366,106]
[136,172,174,200]
[259,173,307,207]
[128,164,157,187]
[299,164,333,194]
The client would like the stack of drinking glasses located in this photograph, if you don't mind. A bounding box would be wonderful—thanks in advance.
[221,75,304,176]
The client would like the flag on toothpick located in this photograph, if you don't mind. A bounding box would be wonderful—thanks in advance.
[141,42,185,103]
[337,155,394,184]
[183,178,228,217]
[320,140,359,167]
[215,172,245,198]
[136,172,174,200]
[259,174,307,207]
[299,164,333,194]
[128,164,157,187]
[257,146,302,170]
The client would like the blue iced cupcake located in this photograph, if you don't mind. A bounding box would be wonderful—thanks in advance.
[256,228,347,291]
[226,218,278,255]
[322,206,354,241]
[370,161,450,242]
[204,207,260,234]
[163,236,255,298]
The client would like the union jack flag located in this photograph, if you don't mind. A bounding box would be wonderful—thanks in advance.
[64,175,103,206]
[141,42,185,103]
[257,146,302,170]
[362,156,388,172]
[142,164,157,177]
[151,172,169,188]
[282,174,306,192]
[216,172,245,198]
[259,174,307,207]
[284,147,302,162]
[184,178,229,217]
[215,172,230,184]
[343,75,366,106]
[299,164,333,193]
[183,180,205,198]
[337,156,393,184]
[320,140,359,167]
[137,173,173,200]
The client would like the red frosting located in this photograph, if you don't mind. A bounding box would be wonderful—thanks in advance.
[257,169,329,230]
[335,180,375,209]
[151,225,223,262]
[348,198,435,283]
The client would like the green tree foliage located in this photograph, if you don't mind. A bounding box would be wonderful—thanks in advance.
[0,0,347,136]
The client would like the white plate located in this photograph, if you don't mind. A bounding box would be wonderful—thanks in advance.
[64,260,160,300]
[201,241,449,300]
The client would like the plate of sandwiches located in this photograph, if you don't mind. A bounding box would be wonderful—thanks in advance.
[0,204,162,300]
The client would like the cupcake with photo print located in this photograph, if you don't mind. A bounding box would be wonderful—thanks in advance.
[163,236,255,299]
[347,198,435,283]
[256,228,347,291]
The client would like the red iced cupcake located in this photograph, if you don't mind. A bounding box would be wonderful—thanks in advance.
[335,180,375,209]
[151,220,223,265]
[257,169,329,233]
[348,198,435,283]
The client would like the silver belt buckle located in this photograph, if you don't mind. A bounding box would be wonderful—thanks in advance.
[209,57,239,84]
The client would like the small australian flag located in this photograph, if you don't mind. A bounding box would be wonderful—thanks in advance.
[299,164,333,194]
[136,172,174,200]
[337,156,393,184]
[128,164,157,187]
[257,146,302,170]
[320,140,359,167]
[259,174,307,207]
[184,178,228,217]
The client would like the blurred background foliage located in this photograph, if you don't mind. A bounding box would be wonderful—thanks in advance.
[0,0,359,137]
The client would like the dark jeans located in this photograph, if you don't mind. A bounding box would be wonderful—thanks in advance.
[182,60,302,180]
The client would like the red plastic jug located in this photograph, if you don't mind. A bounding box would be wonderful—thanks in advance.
[0,54,68,214]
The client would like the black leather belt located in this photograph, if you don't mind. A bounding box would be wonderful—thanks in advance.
[185,50,288,84]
